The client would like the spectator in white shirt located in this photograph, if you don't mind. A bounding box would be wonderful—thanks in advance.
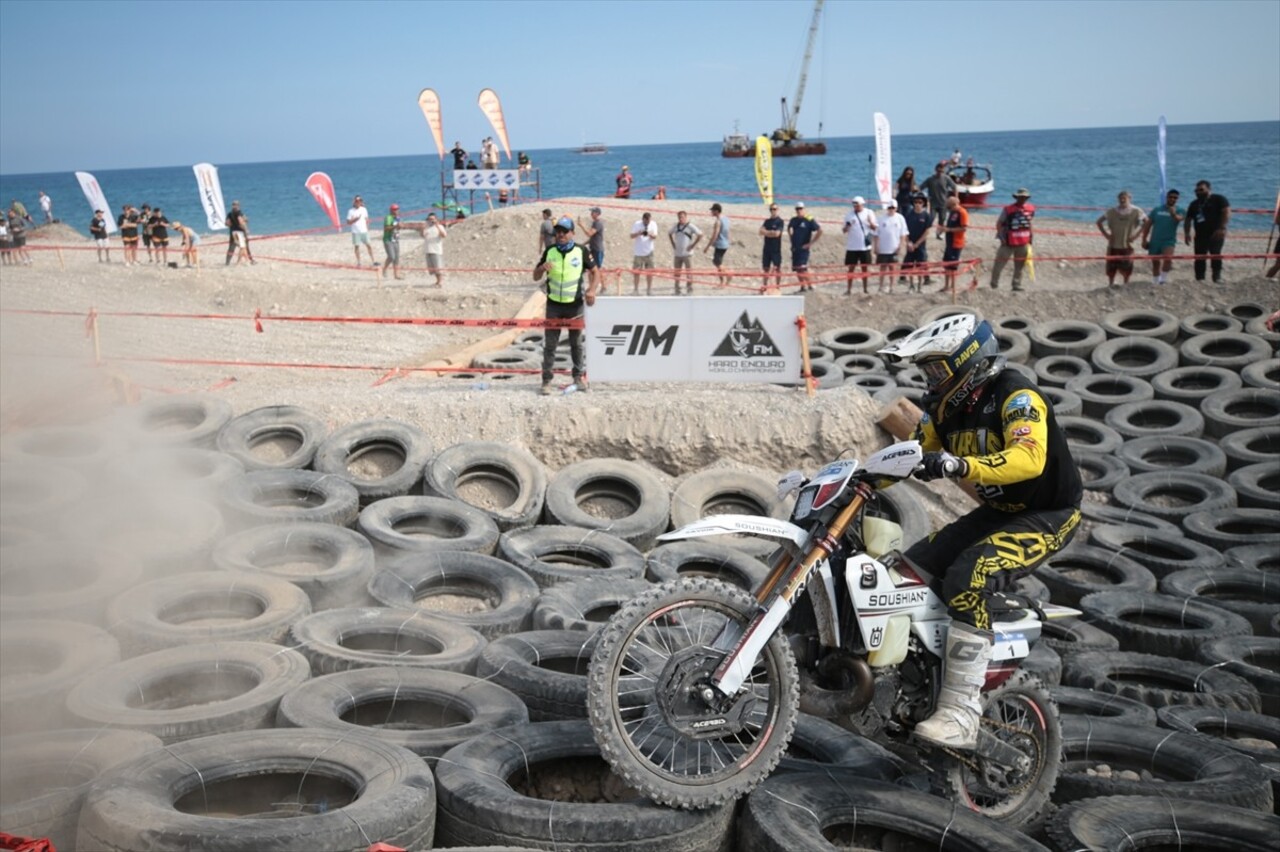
[631,212,658,295]
[346,196,375,266]
[842,196,877,295]
[874,199,909,293]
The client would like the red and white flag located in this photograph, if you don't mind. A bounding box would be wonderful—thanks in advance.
[873,112,893,208]
[75,171,116,233]
[192,163,228,230]
[477,88,511,162]
[417,88,445,160]
[304,171,341,230]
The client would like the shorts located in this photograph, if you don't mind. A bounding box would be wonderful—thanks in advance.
[1105,246,1134,276]
[875,253,898,264]
[95,238,108,248]
[352,231,370,246]
[1146,240,1175,256]
[188,234,200,246]
[142,234,152,246]
[712,248,727,267]
[844,249,872,265]
[426,253,442,271]
[232,231,247,248]
[632,254,654,269]
[762,248,782,270]
[592,247,605,268]
[122,235,139,245]
[384,241,400,263]
[673,256,692,270]
[11,235,25,248]
[152,236,169,247]
[904,246,926,265]
[942,246,962,270]
[791,248,811,270]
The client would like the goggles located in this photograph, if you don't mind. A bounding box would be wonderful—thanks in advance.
[918,358,954,388]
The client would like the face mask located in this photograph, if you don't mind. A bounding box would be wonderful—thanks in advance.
[555,236,573,250]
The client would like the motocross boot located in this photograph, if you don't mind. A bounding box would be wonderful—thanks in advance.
[914,621,992,750]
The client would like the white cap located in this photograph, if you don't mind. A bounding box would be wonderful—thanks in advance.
[852,196,866,205]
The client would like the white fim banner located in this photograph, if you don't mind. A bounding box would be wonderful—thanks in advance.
[586,297,804,384]
[452,170,520,190]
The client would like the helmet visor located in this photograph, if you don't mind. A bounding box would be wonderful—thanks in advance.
[918,358,954,389]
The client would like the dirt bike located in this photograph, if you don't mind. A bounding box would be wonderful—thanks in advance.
[586,439,1077,831]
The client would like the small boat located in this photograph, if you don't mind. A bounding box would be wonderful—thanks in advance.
[576,142,608,155]
[722,131,752,157]
[721,133,827,158]
[950,162,994,207]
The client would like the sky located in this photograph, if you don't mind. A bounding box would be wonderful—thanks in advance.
[1,0,1277,175]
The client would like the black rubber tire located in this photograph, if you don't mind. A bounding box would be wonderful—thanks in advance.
[1100,308,1181,342]
[587,578,799,810]
[215,404,327,470]
[1019,641,1062,685]
[1112,470,1237,523]
[424,440,550,527]
[532,577,655,632]
[917,304,983,327]
[212,522,375,611]
[357,495,500,554]
[807,358,845,390]
[1032,354,1092,388]
[497,525,647,589]
[1063,373,1155,419]
[1116,434,1228,476]
[670,467,790,559]
[1203,388,1280,439]
[1078,590,1252,658]
[1061,650,1261,712]
[1049,795,1280,852]
[1087,524,1224,578]
[110,446,246,498]
[1243,356,1280,391]
[119,394,233,449]
[368,551,539,638]
[817,325,888,357]
[1054,716,1273,811]
[289,606,487,675]
[1225,543,1280,573]
[1183,507,1280,550]
[106,570,312,657]
[1038,616,1121,658]
[774,713,909,779]
[1181,312,1245,337]
[645,540,770,592]
[1028,319,1107,359]
[1013,572,1052,602]
[833,351,887,376]
[1090,334,1180,378]
[1246,314,1280,350]
[433,719,734,851]
[1047,685,1157,726]
[0,542,144,626]
[847,373,897,395]
[1198,636,1280,718]
[220,468,360,528]
[471,348,540,371]
[312,418,431,504]
[1074,450,1128,492]
[275,666,528,758]
[1078,501,1182,537]
[1036,544,1156,607]
[1103,398,1204,439]
[65,641,312,744]
[1231,462,1280,509]
[544,458,671,550]
[0,729,162,852]
[1228,300,1270,323]
[1057,415,1124,455]
[0,620,120,735]
[738,772,1050,852]
[1157,705,1280,768]
[1181,330,1273,369]
[1222,425,1280,471]
[1151,363,1243,403]
[76,727,436,852]
[1040,385,1083,417]
[807,343,834,363]
[993,315,1034,333]
[473,629,604,721]
[883,321,916,342]
[994,327,1031,364]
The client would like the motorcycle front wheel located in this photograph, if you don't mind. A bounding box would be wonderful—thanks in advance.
[587,577,799,809]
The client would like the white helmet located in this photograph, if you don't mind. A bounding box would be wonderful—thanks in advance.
[878,314,1002,417]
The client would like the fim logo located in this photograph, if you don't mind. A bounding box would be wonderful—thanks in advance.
[711,311,782,358]
[596,324,678,356]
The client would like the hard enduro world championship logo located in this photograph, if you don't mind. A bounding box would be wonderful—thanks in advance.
[709,311,785,373]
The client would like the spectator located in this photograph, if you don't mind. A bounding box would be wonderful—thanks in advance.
[874,199,908,294]
[172,221,200,267]
[0,215,10,265]
[630,211,658,295]
[538,208,556,254]
[842,196,877,295]
[759,202,785,292]
[89,208,110,262]
[347,195,375,267]
[533,217,598,395]
[225,200,255,265]
[482,137,499,169]
[422,212,446,287]
[451,141,467,171]
[990,188,1035,291]
[150,207,170,266]
[1141,189,1183,285]
[703,203,731,287]
[950,148,963,166]
[787,201,821,292]
[465,159,479,170]
[894,167,918,214]
[578,206,606,279]
[1183,180,1230,283]
[903,194,934,292]
[939,196,969,292]
[920,161,957,229]
[10,199,33,225]
[1096,190,1145,287]
[140,204,154,262]
[615,165,633,199]
[669,210,703,295]
[1266,206,1280,279]
[38,190,52,224]
[7,212,30,265]
[117,204,140,266]
[381,203,403,281]
[518,151,531,174]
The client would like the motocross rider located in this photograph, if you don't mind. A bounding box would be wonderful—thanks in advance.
[877,314,1082,750]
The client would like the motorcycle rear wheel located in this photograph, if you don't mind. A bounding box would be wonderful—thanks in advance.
[587,577,799,809]
[935,669,1062,833]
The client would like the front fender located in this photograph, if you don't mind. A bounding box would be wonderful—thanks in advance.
[657,514,808,548]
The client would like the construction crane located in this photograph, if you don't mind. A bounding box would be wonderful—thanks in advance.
[774,0,824,144]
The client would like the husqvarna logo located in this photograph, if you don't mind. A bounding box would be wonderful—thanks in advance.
[596,324,678,356]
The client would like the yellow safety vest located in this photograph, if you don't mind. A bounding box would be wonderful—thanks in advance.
[545,243,585,303]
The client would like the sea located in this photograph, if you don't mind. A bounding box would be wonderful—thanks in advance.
[2,121,1277,239]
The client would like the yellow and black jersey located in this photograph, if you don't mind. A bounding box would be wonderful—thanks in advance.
[913,371,1083,513]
